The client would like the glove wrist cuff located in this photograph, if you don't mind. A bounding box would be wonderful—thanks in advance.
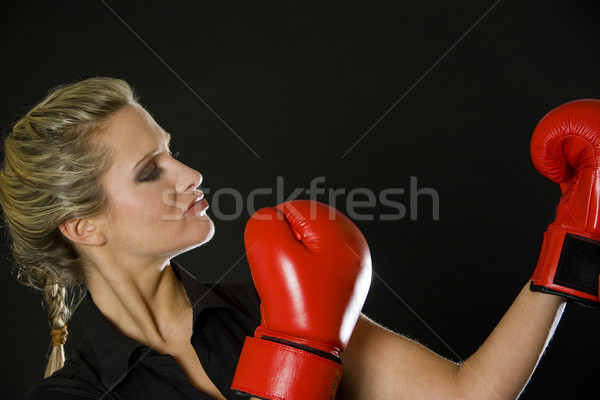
[254,327,342,360]
[530,229,600,307]
[260,334,342,364]
[231,336,342,400]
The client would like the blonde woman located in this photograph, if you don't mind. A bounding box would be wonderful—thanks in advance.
[1,77,588,400]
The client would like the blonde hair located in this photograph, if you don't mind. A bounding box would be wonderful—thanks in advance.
[0,77,138,377]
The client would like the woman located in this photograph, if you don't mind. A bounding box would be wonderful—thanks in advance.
[0,77,567,399]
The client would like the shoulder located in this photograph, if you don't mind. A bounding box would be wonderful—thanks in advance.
[24,385,97,400]
[24,373,105,400]
[24,342,109,400]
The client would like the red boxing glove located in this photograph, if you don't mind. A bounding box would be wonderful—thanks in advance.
[530,99,600,307]
[231,200,372,399]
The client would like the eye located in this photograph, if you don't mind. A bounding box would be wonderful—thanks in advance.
[138,163,163,182]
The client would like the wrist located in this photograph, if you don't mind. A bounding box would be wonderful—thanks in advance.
[531,229,600,307]
[232,336,342,400]
[255,327,342,360]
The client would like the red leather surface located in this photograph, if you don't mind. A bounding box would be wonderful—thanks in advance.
[530,99,600,303]
[231,200,371,399]
[231,337,342,400]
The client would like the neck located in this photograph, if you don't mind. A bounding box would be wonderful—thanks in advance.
[85,257,192,351]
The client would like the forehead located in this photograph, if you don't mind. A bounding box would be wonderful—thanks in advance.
[104,105,168,144]
[100,106,170,166]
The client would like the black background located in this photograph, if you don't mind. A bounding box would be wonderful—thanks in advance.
[2,1,600,398]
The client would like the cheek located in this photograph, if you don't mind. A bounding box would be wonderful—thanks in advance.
[109,191,166,232]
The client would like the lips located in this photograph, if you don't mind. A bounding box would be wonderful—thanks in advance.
[185,192,209,217]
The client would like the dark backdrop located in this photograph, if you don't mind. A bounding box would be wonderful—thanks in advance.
[2,1,600,398]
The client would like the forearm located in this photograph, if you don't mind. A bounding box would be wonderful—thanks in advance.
[456,283,565,400]
[339,283,565,400]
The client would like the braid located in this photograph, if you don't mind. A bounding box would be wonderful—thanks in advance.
[43,282,70,378]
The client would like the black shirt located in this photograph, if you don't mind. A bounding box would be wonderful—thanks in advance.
[24,262,262,400]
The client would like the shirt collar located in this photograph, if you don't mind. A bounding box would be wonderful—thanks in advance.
[82,261,236,390]
[171,261,235,325]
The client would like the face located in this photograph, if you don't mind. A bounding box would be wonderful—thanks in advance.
[94,105,214,264]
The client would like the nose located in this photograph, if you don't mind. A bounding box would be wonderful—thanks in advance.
[175,163,203,194]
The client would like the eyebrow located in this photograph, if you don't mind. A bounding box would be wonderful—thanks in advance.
[131,132,172,173]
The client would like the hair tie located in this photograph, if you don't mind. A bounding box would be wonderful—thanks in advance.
[50,325,68,346]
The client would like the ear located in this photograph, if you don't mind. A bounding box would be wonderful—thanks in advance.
[59,218,105,246]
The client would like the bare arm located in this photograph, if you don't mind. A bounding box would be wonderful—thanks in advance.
[338,284,566,400]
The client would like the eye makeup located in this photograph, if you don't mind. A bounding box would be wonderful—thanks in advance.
[137,161,163,182]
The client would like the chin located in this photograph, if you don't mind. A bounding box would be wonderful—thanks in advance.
[201,219,216,243]
[183,218,215,252]
[162,218,216,258]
